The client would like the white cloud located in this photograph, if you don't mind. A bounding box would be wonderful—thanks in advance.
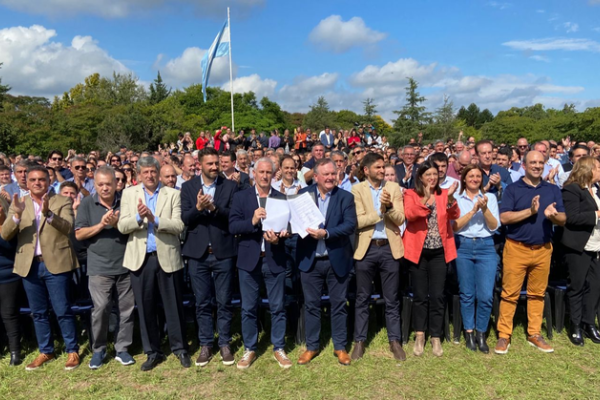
[308,15,387,54]
[0,24,129,98]
[590,0,600,5]
[157,47,236,89]
[488,2,512,10]
[530,55,551,62]
[593,27,600,32]
[536,9,545,13]
[502,38,600,52]
[222,74,277,99]
[277,73,340,111]
[563,22,579,33]
[0,0,264,18]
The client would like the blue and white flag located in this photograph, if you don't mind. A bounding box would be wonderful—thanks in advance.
[201,20,230,102]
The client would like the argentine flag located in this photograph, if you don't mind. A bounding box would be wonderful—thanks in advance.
[202,19,230,102]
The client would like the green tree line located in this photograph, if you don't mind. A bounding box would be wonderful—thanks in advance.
[0,69,599,156]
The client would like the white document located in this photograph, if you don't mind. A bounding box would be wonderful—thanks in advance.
[262,198,290,232]
[288,192,325,238]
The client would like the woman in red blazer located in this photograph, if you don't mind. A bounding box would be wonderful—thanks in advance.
[404,160,459,358]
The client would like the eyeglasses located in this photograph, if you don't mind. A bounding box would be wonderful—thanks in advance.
[51,157,63,161]
[115,178,125,182]
[123,168,132,172]
[111,159,120,162]
[352,150,364,156]
[73,165,86,170]
[87,167,96,172]
[518,145,529,149]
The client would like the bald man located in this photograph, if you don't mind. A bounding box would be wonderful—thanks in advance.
[447,150,472,180]
[160,165,179,190]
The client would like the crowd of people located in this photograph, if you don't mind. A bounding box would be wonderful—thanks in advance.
[0,125,598,373]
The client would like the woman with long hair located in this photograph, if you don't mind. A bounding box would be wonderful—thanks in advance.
[452,164,500,353]
[403,160,460,357]
[562,156,600,345]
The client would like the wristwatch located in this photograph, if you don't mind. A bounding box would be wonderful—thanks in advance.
[44,211,54,219]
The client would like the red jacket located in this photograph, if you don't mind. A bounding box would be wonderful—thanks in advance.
[403,188,460,264]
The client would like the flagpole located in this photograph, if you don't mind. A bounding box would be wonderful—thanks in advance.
[228,7,235,132]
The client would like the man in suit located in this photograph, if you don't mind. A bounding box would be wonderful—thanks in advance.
[394,145,419,189]
[181,148,238,367]
[2,160,32,200]
[1,165,80,370]
[220,151,251,190]
[320,127,334,150]
[350,153,406,361]
[296,159,357,366]
[229,157,292,370]
[117,156,191,371]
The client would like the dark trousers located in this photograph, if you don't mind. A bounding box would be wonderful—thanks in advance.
[410,247,447,338]
[22,261,78,354]
[188,254,234,347]
[284,235,299,295]
[238,259,286,351]
[354,243,401,342]
[565,249,600,326]
[301,258,349,351]
[0,280,21,352]
[130,254,187,356]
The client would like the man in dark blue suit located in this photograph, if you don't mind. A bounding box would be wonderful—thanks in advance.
[229,157,292,370]
[181,148,238,368]
[296,158,357,366]
[394,145,419,189]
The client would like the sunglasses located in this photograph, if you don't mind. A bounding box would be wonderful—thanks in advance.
[87,167,96,172]
[353,150,364,156]
[115,178,125,182]
[51,157,63,161]
[123,168,132,172]
[73,165,86,170]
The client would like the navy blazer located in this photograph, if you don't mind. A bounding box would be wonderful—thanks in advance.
[561,183,599,252]
[229,187,287,273]
[296,185,357,278]
[394,163,419,189]
[180,176,238,260]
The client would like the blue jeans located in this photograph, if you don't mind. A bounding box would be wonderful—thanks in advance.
[238,259,286,351]
[188,254,234,347]
[455,236,498,333]
[22,261,78,354]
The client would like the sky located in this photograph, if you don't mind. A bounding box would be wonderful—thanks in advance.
[0,0,600,122]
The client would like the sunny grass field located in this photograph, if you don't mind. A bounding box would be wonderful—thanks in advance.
[0,310,599,400]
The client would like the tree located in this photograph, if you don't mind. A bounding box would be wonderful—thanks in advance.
[0,63,10,109]
[477,109,494,128]
[303,96,336,132]
[432,94,456,138]
[391,77,431,144]
[362,98,377,125]
[149,71,171,105]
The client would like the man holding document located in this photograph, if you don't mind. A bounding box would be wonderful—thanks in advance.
[295,158,357,366]
[229,157,291,370]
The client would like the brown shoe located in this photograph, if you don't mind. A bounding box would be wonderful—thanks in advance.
[350,341,365,361]
[527,335,554,353]
[25,353,55,371]
[65,352,80,370]
[390,341,406,361]
[273,349,292,369]
[297,350,319,365]
[236,350,256,370]
[494,337,511,355]
[431,337,443,357]
[333,350,351,366]
[413,333,425,357]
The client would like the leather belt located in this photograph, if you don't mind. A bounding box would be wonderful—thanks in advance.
[260,251,266,258]
[315,255,329,260]
[146,251,158,257]
[507,238,547,251]
[371,239,389,247]
[33,255,44,263]
[207,246,213,254]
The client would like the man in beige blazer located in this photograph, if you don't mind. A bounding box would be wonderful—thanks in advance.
[117,156,190,371]
[350,152,406,362]
[1,165,80,371]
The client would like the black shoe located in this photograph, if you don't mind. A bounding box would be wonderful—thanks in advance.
[141,354,166,371]
[569,325,584,346]
[465,331,477,351]
[9,351,21,366]
[178,352,192,368]
[582,323,600,344]
[475,331,489,354]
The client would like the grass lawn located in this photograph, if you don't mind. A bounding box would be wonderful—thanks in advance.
[0,312,599,400]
